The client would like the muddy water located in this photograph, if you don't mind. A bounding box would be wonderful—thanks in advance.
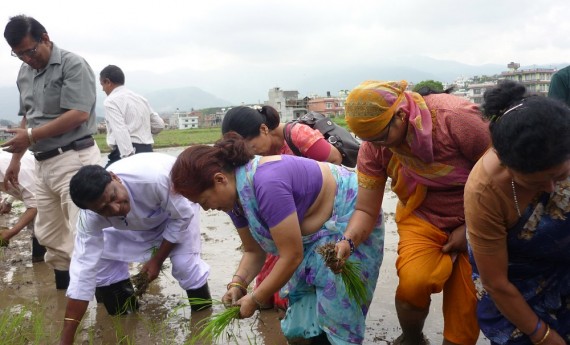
[0,148,488,344]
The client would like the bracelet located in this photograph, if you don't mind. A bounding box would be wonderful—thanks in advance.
[529,319,542,338]
[233,274,246,284]
[534,324,550,345]
[64,317,81,324]
[336,235,355,254]
[226,282,248,294]
[27,128,35,145]
[250,291,263,309]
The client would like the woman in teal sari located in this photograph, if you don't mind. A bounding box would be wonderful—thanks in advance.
[170,132,384,344]
[465,80,570,344]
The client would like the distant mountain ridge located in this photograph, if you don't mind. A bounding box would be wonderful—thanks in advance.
[143,86,233,113]
[0,57,567,124]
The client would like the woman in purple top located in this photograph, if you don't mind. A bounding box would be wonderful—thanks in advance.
[171,132,384,344]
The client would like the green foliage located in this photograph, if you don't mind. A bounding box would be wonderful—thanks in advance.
[412,80,444,93]
[94,127,224,153]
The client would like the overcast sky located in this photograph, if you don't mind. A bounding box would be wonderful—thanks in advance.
[1,0,569,104]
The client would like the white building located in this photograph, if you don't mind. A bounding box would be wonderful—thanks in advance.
[172,110,199,129]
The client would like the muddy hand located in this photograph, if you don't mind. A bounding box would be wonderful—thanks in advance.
[333,241,350,272]
[237,294,257,319]
[141,260,160,281]
[223,286,245,307]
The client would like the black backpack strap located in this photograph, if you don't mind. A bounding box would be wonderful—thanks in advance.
[283,122,303,157]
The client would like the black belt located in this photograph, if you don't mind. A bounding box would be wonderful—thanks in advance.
[34,136,95,161]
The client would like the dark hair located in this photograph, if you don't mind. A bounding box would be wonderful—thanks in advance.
[482,80,570,173]
[4,15,46,47]
[221,105,280,138]
[416,86,454,96]
[100,65,125,85]
[171,132,254,198]
[70,165,112,209]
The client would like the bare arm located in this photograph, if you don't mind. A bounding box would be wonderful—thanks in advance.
[253,213,303,302]
[3,117,26,190]
[336,185,385,259]
[2,110,89,154]
[326,146,343,165]
[0,207,36,241]
[474,247,564,343]
[223,225,267,314]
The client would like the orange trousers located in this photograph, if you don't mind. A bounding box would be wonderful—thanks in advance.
[395,213,479,345]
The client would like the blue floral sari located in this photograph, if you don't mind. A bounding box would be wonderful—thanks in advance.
[469,179,570,344]
[235,156,385,344]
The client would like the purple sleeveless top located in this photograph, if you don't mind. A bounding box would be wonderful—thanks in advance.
[229,155,323,228]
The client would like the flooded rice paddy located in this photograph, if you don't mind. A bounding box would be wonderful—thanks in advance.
[0,148,488,344]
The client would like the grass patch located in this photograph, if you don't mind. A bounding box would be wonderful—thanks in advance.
[94,127,224,153]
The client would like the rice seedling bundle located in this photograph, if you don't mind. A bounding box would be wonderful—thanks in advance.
[316,242,367,305]
[131,271,150,297]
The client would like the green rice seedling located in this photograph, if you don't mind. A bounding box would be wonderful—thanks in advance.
[185,299,241,345]
[316,242,368,305]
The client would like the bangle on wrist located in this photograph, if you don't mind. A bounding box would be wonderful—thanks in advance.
[226,281,248,295]
[64,317,81,324]
[27,127,35,145]
[336,235,355,254]
[232,274,246,284]
[529,318,542,338]
[250,291,263,309]
[534,324,550,345]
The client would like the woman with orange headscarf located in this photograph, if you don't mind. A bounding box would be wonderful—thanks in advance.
[335,80,490,345]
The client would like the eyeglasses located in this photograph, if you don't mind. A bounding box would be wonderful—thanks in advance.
[11,41,40,59]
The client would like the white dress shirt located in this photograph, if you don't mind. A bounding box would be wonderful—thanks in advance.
[104,85,165,158]
[67,153,201,301]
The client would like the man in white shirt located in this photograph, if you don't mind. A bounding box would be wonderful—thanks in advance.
[60,153,210,345]
[0,151,45,261]
[99,65,164,167]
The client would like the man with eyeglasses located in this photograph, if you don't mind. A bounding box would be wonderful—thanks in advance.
[2,15,101,290]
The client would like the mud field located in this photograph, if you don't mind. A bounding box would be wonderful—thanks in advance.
[0,150,489,344]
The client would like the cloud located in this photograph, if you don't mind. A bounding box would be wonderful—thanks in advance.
[0,0,569,105]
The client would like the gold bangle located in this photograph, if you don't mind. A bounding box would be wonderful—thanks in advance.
[64,317,81,324]
[226,282,248,294]
[534,324,550,345]
[233,274,246,284]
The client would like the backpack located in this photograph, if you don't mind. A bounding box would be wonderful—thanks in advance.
[283,111,360,168]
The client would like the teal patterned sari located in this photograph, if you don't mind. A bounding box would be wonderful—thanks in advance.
[235,156,385,344]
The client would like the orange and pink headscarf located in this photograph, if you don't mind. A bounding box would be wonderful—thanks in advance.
[345,80,435,163]
[345,80,472,220]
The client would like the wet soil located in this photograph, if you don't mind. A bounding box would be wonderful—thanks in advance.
[0,149,489,344]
